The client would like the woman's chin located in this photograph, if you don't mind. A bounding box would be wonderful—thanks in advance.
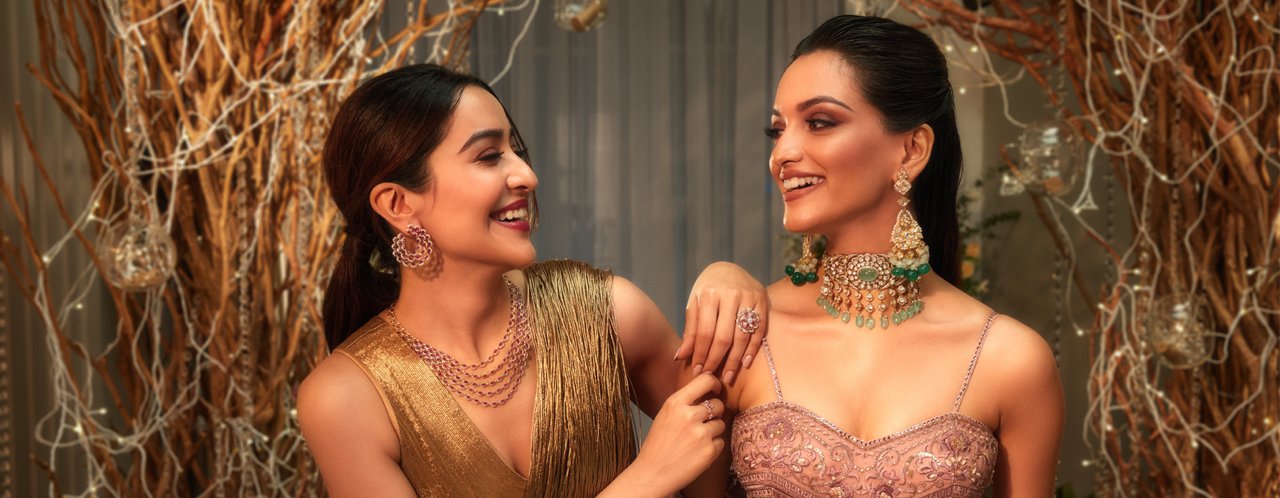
[781,212,823,235]
[509,245,537,267]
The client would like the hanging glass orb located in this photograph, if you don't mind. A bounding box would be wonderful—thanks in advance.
[1144,294,1212,370]
[99,216,177,292]
[998,142,1026,197]
[554,0,608,32]
[844,0,891,16]
[1016,119,1085,196]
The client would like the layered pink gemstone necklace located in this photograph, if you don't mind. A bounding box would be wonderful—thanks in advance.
[386,277,532,407]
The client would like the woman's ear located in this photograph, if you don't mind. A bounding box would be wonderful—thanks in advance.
[900,124,935,181]
[369,182,420,232]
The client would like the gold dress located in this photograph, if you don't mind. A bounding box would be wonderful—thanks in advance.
[334,261,636,497]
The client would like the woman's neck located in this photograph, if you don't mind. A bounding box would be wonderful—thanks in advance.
[820,206,902,255]
[823,238,892,255]
[393,258,515,355]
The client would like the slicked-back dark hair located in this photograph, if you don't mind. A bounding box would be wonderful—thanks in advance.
[321,64,535,349]
[793,15,962,285]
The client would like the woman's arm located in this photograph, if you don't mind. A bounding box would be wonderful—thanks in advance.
[678,361,734,498]
[989,319,1066,497]
[598,374,726,498]
[297,355,416,498]
[607,276,728,497]
[612,275,684,413]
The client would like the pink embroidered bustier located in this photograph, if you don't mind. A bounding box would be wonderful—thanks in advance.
[731,313,1000,497]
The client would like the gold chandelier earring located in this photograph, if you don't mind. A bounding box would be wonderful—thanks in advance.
[889,165,931,282]
[785,234,820,286]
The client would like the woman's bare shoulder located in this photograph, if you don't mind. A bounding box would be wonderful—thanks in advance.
[297,353,399,456]
[300,353,374,405]
[978,314,1061,406]
[297,351,417,496]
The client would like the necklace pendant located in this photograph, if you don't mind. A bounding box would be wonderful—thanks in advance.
[817,252,924,331]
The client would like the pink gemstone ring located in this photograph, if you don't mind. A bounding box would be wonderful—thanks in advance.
[736,308,761,335]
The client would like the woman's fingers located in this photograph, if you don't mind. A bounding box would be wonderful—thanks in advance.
[687,291,722,375]
[669,372,721,407]
[676,295,700,362]
[699,293,739,376]
[686,397,725,422]
[720,300,765,384]
[704,419,726,438]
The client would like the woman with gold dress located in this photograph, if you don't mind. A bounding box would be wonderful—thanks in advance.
[298,64,768,497]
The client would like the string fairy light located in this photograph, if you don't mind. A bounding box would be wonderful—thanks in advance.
[900,0,1280,495]
[0,251,11,498]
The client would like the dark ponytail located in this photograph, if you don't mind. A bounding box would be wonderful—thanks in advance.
[792,15,963,285]
[322,232,398,349]
[321,64,511,349]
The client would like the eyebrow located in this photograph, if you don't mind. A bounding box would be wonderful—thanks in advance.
[771,95,854,116]
[458,129,505,153]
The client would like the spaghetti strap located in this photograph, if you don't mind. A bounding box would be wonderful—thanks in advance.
[762,338,785,401]
[953,312,999,412]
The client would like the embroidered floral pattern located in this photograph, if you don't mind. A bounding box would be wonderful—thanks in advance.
[732,403,997,498]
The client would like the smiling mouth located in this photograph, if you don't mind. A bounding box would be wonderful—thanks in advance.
[492,206,529,223]
[782,176,825,193]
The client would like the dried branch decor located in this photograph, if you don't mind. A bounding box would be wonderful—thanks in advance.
[898,0,1279,495]
[0,0,519,495]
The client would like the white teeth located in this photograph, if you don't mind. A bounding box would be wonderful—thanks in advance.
[782,176,824,192]
[496,207,528,222]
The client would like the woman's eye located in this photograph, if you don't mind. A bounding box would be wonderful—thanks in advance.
[765,127,783,140]
[807,119,835,130]
[480,152,504,163]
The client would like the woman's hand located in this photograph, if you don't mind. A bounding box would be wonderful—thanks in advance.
[677,262,768,385]
[603,373,726,497]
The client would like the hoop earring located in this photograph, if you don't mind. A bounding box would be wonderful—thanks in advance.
[785,234,820,286]
[391,224,434,269]
[888,166,930,281]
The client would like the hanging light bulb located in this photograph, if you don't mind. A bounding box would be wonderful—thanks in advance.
[98,185,176,292]
[1143,293,1212,369]
[1016,118,1086,196]
[554,0,608,33]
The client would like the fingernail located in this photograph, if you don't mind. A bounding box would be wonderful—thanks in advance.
[743,354,754,368]
[723,370,736,385]
[693,364,704,376]
[673,350,681,361]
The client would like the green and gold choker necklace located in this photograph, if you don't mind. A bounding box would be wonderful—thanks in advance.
[816,253,929,329]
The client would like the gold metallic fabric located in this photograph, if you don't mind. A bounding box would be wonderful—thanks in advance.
[524,260,636,498]
[334,260,634,497]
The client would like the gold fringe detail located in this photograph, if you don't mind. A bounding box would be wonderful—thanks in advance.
[524,260,636,498]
